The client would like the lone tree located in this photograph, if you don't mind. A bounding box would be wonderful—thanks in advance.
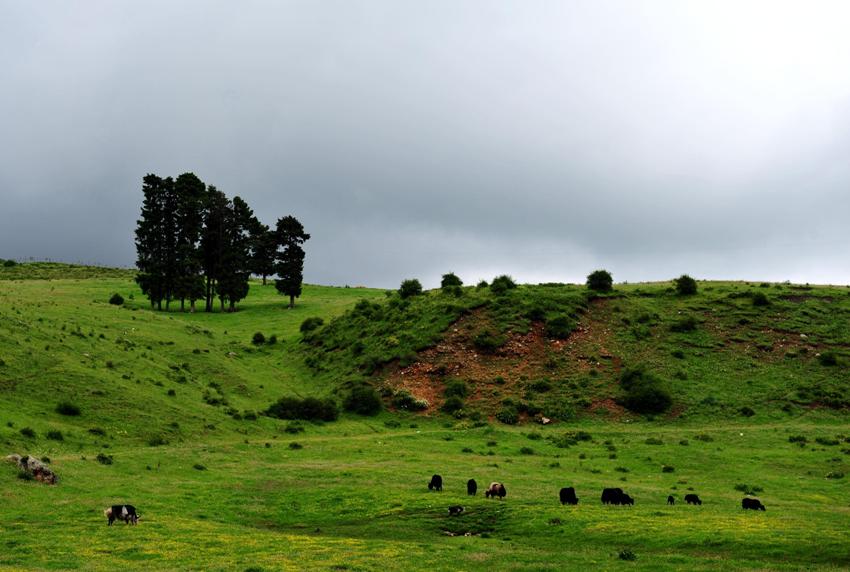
[399,279,423,299]
[441,272,463,288]
[586,269,613,292]
[274,215,310,308]
[674,274,697,295]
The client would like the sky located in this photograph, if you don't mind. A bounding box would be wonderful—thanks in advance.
[2,1,850,288]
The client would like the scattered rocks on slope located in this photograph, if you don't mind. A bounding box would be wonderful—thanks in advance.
[6,454,58,484]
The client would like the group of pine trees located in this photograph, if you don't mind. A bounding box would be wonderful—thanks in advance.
[134,172,309,312]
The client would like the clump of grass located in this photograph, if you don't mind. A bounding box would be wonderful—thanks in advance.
[288,442,303,450]
[618,549,637,561]
[20,427,36,438]
[193,463,207,471]
[818,352,838,366]
[519,447,535,455]
[251,332,266,345]
[739,406,756,417]
[283,422,304,434]
[96,453,113,465]
[46,430,63,441]
[88,427,106,436]
[645,437,663,445]
[734,483,762,495]
[662,465,675,473]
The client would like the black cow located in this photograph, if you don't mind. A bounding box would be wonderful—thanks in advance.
[467,479,477,496]
[559,487,579,505]
[601,487,624,505]
[104,505,140,525]
[448,505,464,516]
[485,482,506,500]
[621,494,634,506]
[685,494,702,505]
[428,474,443,492]
[742,497,766,511]
[667,495,675,505]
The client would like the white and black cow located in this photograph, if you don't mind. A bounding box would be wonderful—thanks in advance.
[105,505,140,525]
[485,482,506,500]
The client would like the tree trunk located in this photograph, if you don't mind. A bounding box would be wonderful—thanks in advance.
[262,274,267,286]
[289,294,295,309]
[229,300,235,312]
[180,298,185,312]
[190,299,195,313]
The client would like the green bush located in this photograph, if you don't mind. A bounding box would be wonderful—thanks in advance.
[586,269,613,292]
[96,453,113,465]
[496,406,519,425]
[56,402,81,416]
[670,316,697,333]
[619,549,637,561]
[444,379,469,399]
[618,366,672,414]
[3,259,17,267]
[46,430,64,441]
[473,330,505,353]
[300,317,324,333]
[674,275,697,295]
[399,279,423,299]
[490,275,517,295]
[392,390,429,411]
[20,427,36,438]
[818,351,838,366]
[545,316,574,339]
[108,293,124,305]
[441,396,465,414]
[476,280,489,289]
[251,332,266,345]
[265,396,339,421]
[343,386,383,416]
[739,406,755,417]
[441,272,463,288]
[752,292,770,306]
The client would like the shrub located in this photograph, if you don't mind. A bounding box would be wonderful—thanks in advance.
[476,280,489,289]
[619,367,672,414]
[267,335,277,345]
[815,436,840,446]
[343,386,383,416]
[300,317,324,333]
[519,447,535,455]
[529,379,552,393]
[55,402,81,416]
[545,316,574,339]
[167,389,176,397]
[283,422,304,434]
[444,379,469,399]
[619,549,637,561]
[818,351,838,366]
[441,396,465,414]
[398,279,423,299]
[3,259,17,267]
[251,332,266,345]
[46,430,64,441]
[490,275,517,295]
[662,465,675,473]
[473,330,505,353]
[288,442,303,450]
[788,435,807,444]
[88,427,106,436]
[739,406,756,417]
[441,272,463,288]
[496,406,519,425]
[671,350,685,359]
[20,427,36,438]
[586,270,613,292]
[826,471,844,479]
[734,483,762,495]
[645,437,664,445]
[669,316,697,333]
[392,390,429,411]
[674,275,697,295]
[265,396,339,421]
[193,463,207,471]
[96,453,113,465]
[752,292,770,306]
[694,434,714,442]
[17,470,33,481]
[108,293,124,305]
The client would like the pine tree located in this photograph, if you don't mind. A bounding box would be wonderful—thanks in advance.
[173,172,207,312]
[135,174,167,310]
[249,223,276,286]
[274,216,310,308]
[217,196,254,311]
[200,186,229,312]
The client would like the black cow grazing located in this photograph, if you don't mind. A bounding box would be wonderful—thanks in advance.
[742,497,766,511]
[485,482,506,500]
[667,495,675,505]
[621,494,634,506]
[685,494,702,505]
[467,479,477,496]
[601,487,624,505]
[104,505,140,525]
[559,487,579,505]
[448,505,464,516]
[428,474,443,492]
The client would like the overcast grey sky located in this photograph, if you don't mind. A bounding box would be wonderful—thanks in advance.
[2,1,850,288]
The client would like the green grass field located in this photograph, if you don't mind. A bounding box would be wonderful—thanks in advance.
[1,264,848,571]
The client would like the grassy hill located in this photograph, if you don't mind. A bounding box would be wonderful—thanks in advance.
[0,264,848,571]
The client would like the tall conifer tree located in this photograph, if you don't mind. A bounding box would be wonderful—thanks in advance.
[274,216,310,308]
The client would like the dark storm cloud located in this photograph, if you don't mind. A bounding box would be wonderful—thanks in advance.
[2,1,850,287]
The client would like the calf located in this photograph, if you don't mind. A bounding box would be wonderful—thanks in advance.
[685,494,702,505]
[467,479,477,496]
[105,505,140,525]
[742,497,766,511]
[667,495,675,505]
[428,474,443,492]
[448,505,464,516]
[485,482,506,500]
[559,487,579,505]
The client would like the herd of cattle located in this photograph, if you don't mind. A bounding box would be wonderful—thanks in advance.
[428,475,768,516]
[101,478,767,526]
